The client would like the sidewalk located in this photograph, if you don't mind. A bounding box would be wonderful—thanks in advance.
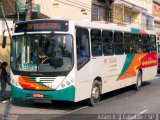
[6,85,11,99]
[0,85,11,100]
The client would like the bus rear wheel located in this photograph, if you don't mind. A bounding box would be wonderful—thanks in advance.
[88,80,101,106]
[134,71,142,90]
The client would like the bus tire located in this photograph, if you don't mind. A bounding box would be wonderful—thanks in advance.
[134,71,142,90]
[88,80,101,106]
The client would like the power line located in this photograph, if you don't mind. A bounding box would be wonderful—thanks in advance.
[54,0,91,11]
[67,0,91,8]
[65,0,91,10]
[54,0,113,14]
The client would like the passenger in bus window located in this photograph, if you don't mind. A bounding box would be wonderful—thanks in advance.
[77,46,88,69]
[134,45,142,53]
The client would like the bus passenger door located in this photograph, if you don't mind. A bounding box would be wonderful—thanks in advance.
[75,27,92,101]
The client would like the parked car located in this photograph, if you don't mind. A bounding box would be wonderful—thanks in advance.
[158,58,160,73]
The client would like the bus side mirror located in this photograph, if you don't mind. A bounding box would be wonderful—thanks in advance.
[2,36,6,48]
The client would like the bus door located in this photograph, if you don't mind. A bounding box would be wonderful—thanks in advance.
[75,27,92,100]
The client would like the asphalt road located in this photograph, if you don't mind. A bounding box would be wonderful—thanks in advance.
[0,75,160,120]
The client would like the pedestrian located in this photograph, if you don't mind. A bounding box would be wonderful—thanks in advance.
[0,62,10,103]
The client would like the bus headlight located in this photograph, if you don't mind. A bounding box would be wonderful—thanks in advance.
[11,78,21,87]
[66,81,71,86]
[11,79,18,86]
[59,79,74,90]
[61,83,65,88]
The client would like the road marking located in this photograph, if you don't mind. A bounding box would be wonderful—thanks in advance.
[139,109,148,114]
[65,106,88,114]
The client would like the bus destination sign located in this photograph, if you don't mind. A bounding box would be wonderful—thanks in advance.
[15,20,68,33]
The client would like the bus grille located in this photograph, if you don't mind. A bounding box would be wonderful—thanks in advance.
[37,77,56,83]
[23,77,56,83]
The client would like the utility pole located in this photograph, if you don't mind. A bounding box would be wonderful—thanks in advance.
[25,0,32,20]
[15,0,20,21]
[0,0,12,40]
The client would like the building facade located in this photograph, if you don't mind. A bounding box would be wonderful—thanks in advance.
[113,0,154,30]
[33,0,92,20]
[152,0,160,39]
[33,0,113,22]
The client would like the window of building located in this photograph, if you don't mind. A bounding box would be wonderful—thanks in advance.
[124,7,132,24]
[91,29,102,56]
[92,4,104,21]
[142,13,153,30]
[142,14,147,29]
[146,16,153,30]
[114,32,124,55]
[102,30,114,55]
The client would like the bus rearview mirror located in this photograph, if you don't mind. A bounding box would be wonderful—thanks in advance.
[2,36,6,48]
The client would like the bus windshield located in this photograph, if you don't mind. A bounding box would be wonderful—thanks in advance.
[11,34,73,72]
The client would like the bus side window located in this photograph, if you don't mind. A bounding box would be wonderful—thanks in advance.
[124,32,132,54]
[91,29,102,56]
[114,31,124,55]
[102,30,114,55]
[132,34,142,54]
[142,35,150,53]
[76,27,90,70]
[150,35,157,52]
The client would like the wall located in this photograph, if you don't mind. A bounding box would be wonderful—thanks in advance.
[33,0,92,20]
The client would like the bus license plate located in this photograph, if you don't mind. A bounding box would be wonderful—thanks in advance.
[33,93,44,98]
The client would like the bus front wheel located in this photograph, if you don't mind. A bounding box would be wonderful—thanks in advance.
[88,80,101,106]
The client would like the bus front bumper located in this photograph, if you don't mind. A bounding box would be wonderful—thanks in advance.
[11,85,75,102]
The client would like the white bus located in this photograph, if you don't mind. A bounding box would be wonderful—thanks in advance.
[8,19,157,106]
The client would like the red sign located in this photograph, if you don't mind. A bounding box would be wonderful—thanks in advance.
[33,93,44,98]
